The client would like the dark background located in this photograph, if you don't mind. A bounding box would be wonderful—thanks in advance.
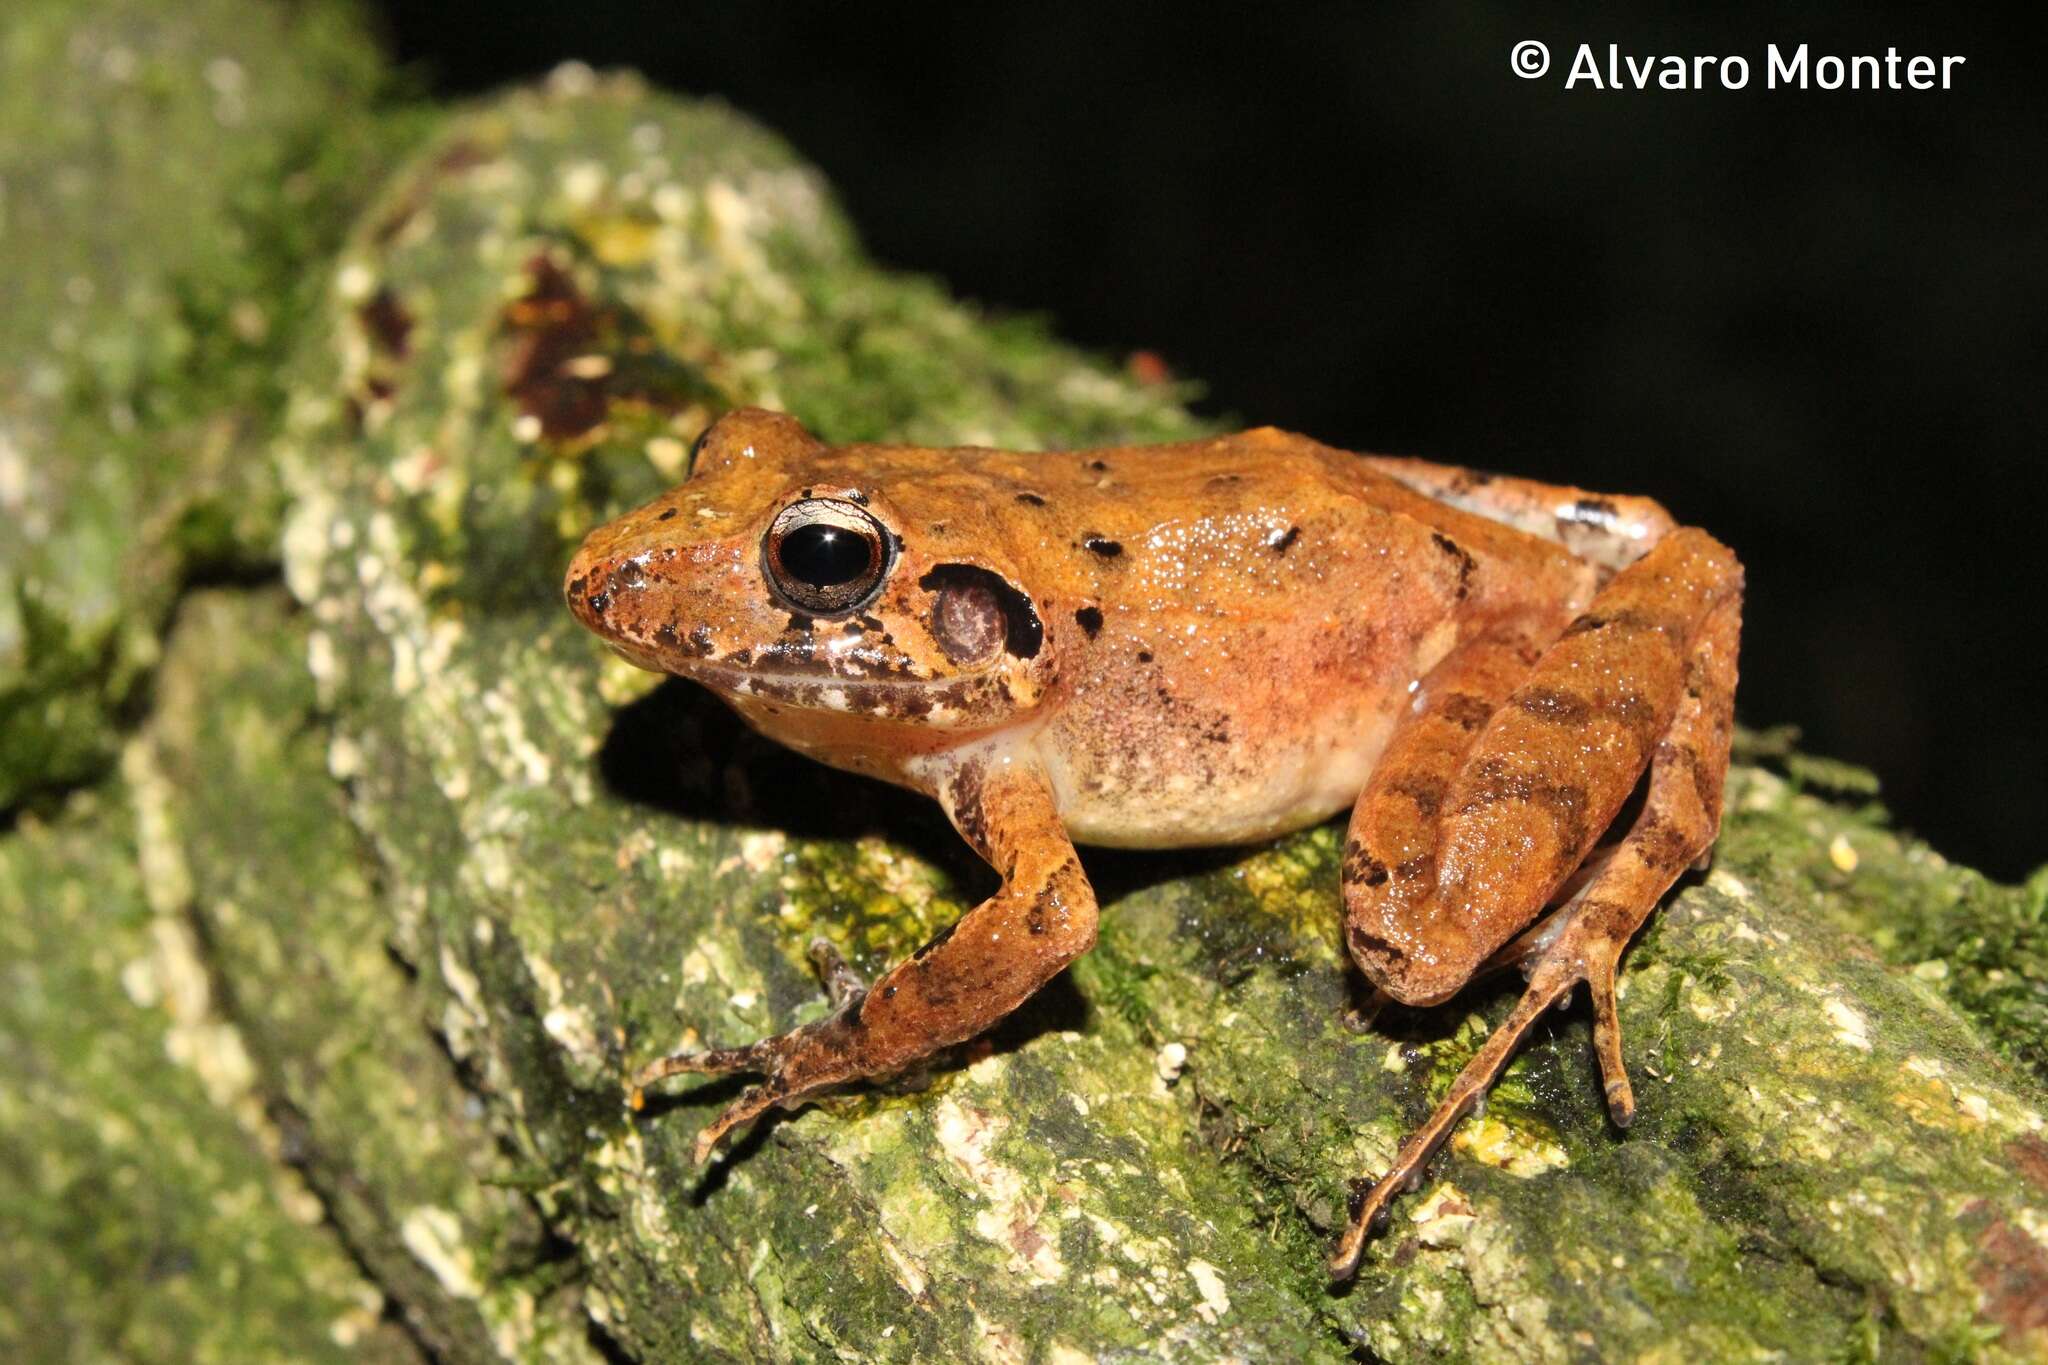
[370,3,2046,881]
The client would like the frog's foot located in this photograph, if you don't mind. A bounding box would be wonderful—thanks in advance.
[632,1006,871,1164]
[629,939,874,1159]
[1326,903,1647,1276]
[1330,948,1585,1278]
[634,760,1099,1165]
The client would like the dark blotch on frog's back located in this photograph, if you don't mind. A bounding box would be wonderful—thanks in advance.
[1082,535,1123,559]
[1430,531,1476,598]
[1074,606,1103,637]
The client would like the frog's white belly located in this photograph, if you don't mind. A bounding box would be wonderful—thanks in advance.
[1035,686,1405,849]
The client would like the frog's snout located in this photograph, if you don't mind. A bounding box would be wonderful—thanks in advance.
[562,540,647,637]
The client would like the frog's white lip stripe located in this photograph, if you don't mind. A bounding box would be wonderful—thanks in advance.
[678,663,970,711]
[683,664,935,692]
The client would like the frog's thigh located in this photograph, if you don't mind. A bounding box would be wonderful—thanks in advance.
[1338,626,1551,987]
[1342,527,1743,1006]
[1362,454,1677,573]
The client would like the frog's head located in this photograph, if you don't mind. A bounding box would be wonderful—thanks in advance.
[565,408,1056,740]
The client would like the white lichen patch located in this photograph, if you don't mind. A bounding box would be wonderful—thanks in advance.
[128,907,255,1116]
[400,1205,484,1299]
[739,830,787,872]
[122,739,193,915]
[334,259,377,303]
[542,1002,603,1068]
[876,1232,929,1301]
[856,836,958,914]
[436,940,491,1061]
[119,741,268,1112]
[1824,997,1873,1051]
[1451,1114,1569,1177]
[325,732,363,781]
[588,1128,690,1280]
[1409,1183,1478,1248]
[1154,1041,1188,1084]
[327,1281,389,1348]
[932,1095,1065,1283]
[476,678,556,788]
[1184,1259,1232,1324]
[1683,977,1742,1024]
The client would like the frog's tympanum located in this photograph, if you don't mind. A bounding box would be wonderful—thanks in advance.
[566,408,1742,1278]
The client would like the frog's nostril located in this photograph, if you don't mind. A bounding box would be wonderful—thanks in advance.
[563,552,620,626]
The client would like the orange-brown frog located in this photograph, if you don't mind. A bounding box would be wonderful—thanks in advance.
[565,407,1742,1278]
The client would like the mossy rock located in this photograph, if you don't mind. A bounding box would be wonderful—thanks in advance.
[6,4,2047,1359]
[273,69,2048,1362]
[0,0,422,808]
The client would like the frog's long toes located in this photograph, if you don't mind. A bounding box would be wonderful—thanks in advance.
[691,1084,781,1164]
[1328,1176,1399,1280]
[633,1038,773,1090]
[1586,949,1637,1128]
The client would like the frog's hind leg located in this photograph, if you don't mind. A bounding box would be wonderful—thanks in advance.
[1538,584,1739,1127]
[1331,530,1741,1279]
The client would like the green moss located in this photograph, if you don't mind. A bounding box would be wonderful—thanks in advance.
[0,793,421,1363]
[136,589,599,1363]
[0,0,427,809]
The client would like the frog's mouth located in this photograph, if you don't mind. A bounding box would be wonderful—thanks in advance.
[674,659,1007,722]
[593,626,998,714]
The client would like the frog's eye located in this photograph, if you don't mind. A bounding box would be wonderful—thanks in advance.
[762,498,892,615]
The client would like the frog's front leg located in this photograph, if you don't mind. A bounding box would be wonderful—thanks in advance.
[635,750,1095,1163]
[1330,528,1742,1278]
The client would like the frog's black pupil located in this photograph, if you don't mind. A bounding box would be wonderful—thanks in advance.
[781,523,873,587]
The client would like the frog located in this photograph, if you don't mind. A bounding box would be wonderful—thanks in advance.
[564,407,1742,1279]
